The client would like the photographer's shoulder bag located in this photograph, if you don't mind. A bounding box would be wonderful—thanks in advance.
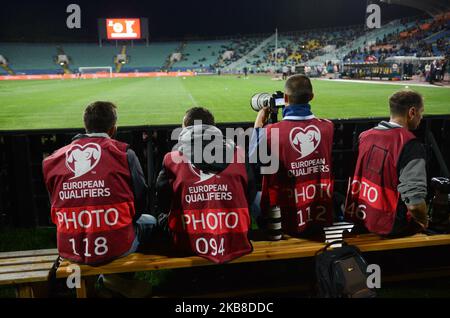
[315,241,376,298]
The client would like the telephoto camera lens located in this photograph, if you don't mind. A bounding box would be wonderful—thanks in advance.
[250,93,271,112]
[266,206,282,241]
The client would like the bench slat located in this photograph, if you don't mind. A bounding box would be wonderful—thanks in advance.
[0,255,58,267]
[54,238,326,268]
[0,270,51,285]
[0,249,58,260]
[350,234,450,252]
[0,263,55,275]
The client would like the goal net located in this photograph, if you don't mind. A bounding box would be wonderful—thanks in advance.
[78,66,113,78]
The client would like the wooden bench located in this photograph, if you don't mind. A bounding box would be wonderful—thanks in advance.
[1,233,450,298]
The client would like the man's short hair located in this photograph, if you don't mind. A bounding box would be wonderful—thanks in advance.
[284,74,313,104]
[83,101,117,133]
[183,107,215,126]
[389,90,423,116]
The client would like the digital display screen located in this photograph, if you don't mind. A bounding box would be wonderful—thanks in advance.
[106,18,141,40]
[275,98,285,107]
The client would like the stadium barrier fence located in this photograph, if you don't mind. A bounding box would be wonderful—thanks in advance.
[0,115,449,227]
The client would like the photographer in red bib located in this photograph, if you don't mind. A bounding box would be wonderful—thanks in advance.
[155,107,256,264]
[43,101,156,266]
[252,75,335,238]
[345,90,428,236]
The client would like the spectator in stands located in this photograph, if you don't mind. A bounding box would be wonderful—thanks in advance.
[316,64,323,77]
[282,65,289,80]
[430,60,437,84]
[442,58,448,81]
[436,60,443,81]
[304,64,311,77]
[321,64,328,76]
[345,90,428,237]
[43,101,156,265]
[424,63,431,82]
[155,107,256,264]
[333,64,339,74]
[251,75,334,238]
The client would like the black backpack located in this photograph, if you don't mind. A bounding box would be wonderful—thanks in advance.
[315,241,376,298]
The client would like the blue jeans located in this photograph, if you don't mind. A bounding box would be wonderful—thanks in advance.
[122,214,157,256]
[251,191,263,228]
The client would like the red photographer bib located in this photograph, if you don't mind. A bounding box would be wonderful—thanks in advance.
[345,127,416,235]
[163,148,252,264]
[43,137,135,265]
[261,118,334,235]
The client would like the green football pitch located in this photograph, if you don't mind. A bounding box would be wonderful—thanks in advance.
[0,75,448,130]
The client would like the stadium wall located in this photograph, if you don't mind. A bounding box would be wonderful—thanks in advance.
[0,115,449,228]
[0,71,195,81]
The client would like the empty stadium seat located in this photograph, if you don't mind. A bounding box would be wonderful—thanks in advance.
[172,40,231,69]
[61,43,119,71]
[125,42,180,71]
[0,43,59,74]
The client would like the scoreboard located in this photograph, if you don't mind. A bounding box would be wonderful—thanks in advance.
[106,19,141,40]
[98,18,149,42]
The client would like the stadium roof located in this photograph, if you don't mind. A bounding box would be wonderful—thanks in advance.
[381,0,450,17]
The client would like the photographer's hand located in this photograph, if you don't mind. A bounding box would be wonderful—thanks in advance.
[254,107,270,128]
[407,201,429,229]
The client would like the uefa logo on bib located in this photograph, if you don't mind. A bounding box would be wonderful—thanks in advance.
[65,143,102,179]
[189,164,217,184]
[289,125,321,159]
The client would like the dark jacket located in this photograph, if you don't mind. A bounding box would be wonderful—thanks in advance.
[155,125,256,231]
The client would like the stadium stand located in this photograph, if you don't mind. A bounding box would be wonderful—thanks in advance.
[1,233,450,297]
[343,14,449,63]
[318,19,417,64]
[0,15,447,75]
[240,27,365,71]
[223,34,275,71]
[62,43,119,71]
[0,42,182,74]
[171,40,231,70]
[114,46,127,73]
[0,43,60,74]
[123,42,180,72]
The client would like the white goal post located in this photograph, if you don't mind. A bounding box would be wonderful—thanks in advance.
[78,66,113,78]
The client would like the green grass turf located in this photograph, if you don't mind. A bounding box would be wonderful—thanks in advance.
[0,75,449,130]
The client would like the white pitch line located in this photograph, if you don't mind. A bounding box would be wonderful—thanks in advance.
[178,77,199,106]
[188,92,199,106]
[314,78,450,89]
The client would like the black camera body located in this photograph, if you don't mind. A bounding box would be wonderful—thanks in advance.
[250,91,285,123]
[429,177,450,233]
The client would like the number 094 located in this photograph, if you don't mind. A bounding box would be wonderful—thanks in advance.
[195,237,225,256]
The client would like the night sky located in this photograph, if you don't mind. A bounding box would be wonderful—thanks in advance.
[0,0,424,42]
